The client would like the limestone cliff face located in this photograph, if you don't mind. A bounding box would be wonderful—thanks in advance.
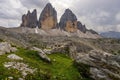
[59,9,87,33]
[59,9,77,32]
[39,3,57,30]
[20,9,37,28]
[77,21,86,33]
[19,3,99,36]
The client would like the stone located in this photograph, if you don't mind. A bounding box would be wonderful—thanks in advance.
[90,68,109,80]
[32,47,51,62]
[8,76,13,80]
[20,9,38,28]
[7,54,23,60]
[39,3,57,30]
[0,42,17,55]
[4,62,36,77]
[18,78,24,80]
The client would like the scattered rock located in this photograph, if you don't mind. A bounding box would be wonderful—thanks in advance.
[7,54,23,60]
[18,78,24,80]
[8,76,13,80]
[4,62,36,78]
[0,42,17,55]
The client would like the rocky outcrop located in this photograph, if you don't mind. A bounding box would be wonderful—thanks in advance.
[59,9,87,33]
[20,9,37,28]
[38,3,57,30]
[76,50,120,80]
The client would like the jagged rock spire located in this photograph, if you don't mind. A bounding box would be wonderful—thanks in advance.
[20,9,37,28]
[59,9,87,33]
[38,3,57,30]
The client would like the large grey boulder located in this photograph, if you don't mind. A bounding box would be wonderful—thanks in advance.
[38,3,57,30]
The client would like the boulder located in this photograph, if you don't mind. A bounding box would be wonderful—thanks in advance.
[38,3,57,30]
[32,47,51,62]
[7,54,23,60]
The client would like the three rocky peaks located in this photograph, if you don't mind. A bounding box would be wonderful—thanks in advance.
[20,3,96,34]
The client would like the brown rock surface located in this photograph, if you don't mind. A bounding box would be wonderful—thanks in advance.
[59,9,87,33]
[39,3,57,30]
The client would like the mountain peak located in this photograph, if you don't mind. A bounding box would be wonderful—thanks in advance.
[38,2,57,30]
[46,3,52,7]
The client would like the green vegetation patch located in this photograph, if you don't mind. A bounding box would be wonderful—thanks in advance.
[0,48,93,80]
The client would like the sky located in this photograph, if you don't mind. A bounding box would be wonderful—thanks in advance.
[0,0,120,33]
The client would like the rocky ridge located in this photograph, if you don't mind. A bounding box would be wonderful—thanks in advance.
[20,3,99,38]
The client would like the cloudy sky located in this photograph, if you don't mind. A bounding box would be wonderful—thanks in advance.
[0,0,120,33]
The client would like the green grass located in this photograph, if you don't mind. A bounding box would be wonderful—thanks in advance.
[0,48,92,80]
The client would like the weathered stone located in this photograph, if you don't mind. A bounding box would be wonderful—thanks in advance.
[8,76,13,80]
[7,54,23,60]
[4,62,36,77]
[39,3,57,30]
[32,47,51,62]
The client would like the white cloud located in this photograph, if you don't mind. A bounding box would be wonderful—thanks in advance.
[116,24,120,32]
[116,12,120,21]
